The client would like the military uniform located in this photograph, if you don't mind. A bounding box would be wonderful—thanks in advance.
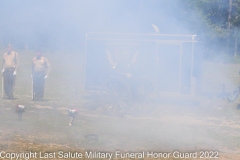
[32,56,50,100]
[2,51,19,99]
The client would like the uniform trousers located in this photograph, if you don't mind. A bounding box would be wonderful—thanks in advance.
[2,68,15,99]
[33,71,45,100]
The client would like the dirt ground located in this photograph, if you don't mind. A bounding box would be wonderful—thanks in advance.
[0,50,240,160]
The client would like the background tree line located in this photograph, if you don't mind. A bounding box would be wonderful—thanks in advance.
[179,0,240,57]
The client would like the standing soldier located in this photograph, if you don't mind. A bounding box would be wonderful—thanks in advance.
[32,51,50,101]
[2,44,19,99]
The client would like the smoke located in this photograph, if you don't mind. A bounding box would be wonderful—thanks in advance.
[0,0,238,155]
[0,0,194,50]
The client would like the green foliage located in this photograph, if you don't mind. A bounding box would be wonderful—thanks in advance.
[180,0,229,37]
[179,0,240,56]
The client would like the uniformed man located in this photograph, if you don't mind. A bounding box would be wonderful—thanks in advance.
[32,51,50,101]
[2,44,19,99]
[106,49,138,77]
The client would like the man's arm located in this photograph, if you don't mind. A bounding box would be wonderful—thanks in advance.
[44,57,50,77]
[2,53,5,72]
[14,52,19,71]
[31,60,34,76]
[132,51,139,63]
[106,50,117,68]
[12,52,19,75]
[2,59,4,72]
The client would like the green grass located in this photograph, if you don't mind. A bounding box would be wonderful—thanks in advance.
[0,48,240,159]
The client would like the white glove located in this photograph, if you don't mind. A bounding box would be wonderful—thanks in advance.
[13,71,17,75]
[44,75,47,79]
[1,69,5,73]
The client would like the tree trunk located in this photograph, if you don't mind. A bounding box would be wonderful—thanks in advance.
[234,28,238,57]
[227,0,232,55]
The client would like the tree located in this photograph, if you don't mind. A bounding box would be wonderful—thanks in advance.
[180,0,240,56]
